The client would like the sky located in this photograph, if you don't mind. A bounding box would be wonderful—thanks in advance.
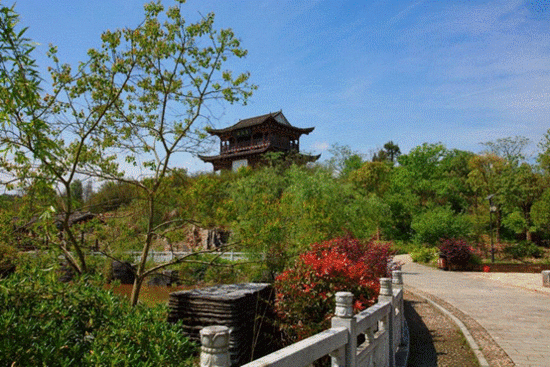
[10,0,550,173]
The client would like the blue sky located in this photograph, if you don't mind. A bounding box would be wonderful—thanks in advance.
[11,0,550,173]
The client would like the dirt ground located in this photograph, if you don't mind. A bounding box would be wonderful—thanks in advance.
[405,291,481,367]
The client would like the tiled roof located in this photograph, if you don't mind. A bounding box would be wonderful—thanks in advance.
[198,145,272,162]
[207,111,313,135]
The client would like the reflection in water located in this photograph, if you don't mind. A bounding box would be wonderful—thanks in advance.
[109,284,195,306]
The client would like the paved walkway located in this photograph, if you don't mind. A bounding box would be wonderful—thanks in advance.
[401,260,550,367]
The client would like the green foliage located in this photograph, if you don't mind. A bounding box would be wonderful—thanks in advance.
[348,161,392,196]
[70,179,84,203]
[327,143,364,177]
[480,135,530,163]
[503,241,543,260]
[0,256,196,366]
[538,128,550,174]
[372,141,401,162]
[532,187,550,233]
[411,206,472,245]
[176,254,255,286]
[224,165,380,272]
[502,211,527,235]
[87,181,140,213]
[0,243,17,275]
[410,246,439,263]
[0,0,257,297]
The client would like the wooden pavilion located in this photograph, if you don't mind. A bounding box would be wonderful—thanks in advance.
[199,111,320,171]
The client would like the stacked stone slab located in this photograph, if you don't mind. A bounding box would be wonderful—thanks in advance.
[168,283,273,366]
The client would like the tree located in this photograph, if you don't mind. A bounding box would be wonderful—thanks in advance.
[383,141,401,162]
[0,1,256,305]
[82,180,94,203]
[411,206,472,245]
[327,143,364,177]
[480,136,530,163]
[532,187,550,234]
[69,179,83,203]
[467,154,507,242]
[499,163,545,241]
[90,1,256,305]
[394,142,447,206]
[373,141,401,163]
[348,161,392,197]
[538,128,550,174]
[0,4,103,273]
[437,149,475,212]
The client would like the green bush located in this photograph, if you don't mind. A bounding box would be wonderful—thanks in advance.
[87,181,140,213]
[504,241,543,260]
[410,246,439,263]
[0,243,17,275]
[411,206,472,245]
[0,257,196,366]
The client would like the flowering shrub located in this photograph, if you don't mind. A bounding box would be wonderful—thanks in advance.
[439,238,472,268]
[274,236,393,343]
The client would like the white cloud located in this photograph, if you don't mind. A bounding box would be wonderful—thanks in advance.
[311,141,330,152]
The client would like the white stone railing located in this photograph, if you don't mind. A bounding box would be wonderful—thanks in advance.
[127,251,255,263]
[200,270,406,367]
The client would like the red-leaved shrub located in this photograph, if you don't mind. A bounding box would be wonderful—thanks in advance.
[274,236,393,343]
[439,238,472,268]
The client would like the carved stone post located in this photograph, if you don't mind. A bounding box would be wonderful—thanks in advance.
[392,270,404,349]
[200,326,231,367]
[543,270,550,288]
[379,278,395,367]
[331,292,355,367]
[392,270,403,289]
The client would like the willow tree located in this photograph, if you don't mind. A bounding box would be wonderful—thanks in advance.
[0,0,256,305]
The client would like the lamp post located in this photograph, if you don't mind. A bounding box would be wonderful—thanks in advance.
[486,194,496,263]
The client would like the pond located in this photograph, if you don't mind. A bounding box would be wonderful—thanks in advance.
[108,284,196,306]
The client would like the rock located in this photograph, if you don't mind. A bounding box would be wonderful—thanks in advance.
[146,270,179,286]
[168,283,275,366]
[111,261,136,284]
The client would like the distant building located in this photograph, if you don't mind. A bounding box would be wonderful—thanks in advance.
[199,111,320,171]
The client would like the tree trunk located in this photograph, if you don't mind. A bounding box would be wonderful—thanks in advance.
[131,195,155,307]
[130,276,143,306]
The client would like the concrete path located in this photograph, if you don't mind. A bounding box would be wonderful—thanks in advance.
[401,260,550,367]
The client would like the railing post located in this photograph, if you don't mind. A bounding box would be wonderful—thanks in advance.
[331,292,356,367]
[200,326,231,367]
[392,270,404,350]
[391,270,403,290]
[379,278,394,367]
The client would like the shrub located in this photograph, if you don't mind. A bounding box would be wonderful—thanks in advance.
[274,236,392,343]
[0,257,196,366]
[410,246,439,263]
[439,238,472,268]
[411,206,472,245]
[504,241,543,260]
[0,243,17,277]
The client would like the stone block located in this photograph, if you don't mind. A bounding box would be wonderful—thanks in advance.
[542,270,550,287]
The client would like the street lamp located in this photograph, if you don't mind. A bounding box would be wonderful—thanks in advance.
[486,194,497,263]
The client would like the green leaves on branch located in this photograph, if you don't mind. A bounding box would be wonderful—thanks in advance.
[0,1,256,280]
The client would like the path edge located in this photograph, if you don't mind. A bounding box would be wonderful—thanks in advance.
[408,287,491,367]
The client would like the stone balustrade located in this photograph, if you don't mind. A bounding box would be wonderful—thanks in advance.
[200,270,407,367]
